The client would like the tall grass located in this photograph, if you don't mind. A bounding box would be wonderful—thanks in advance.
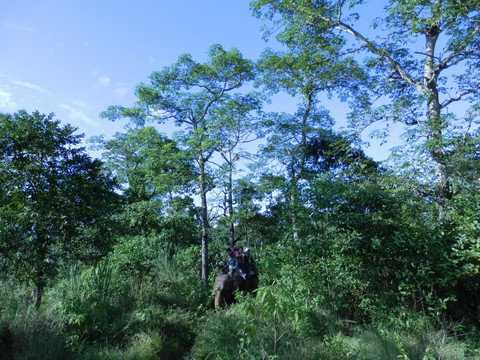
[191,286,478,360]
[2,241,479,359]
[0,284,72,359]
[346,326,472,360]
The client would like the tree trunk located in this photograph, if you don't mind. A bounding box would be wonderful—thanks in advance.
[291,190,299,242]
[34,283,44,309]
[227,161,235,248]
[199,158,209,286]
[424,23,450,219]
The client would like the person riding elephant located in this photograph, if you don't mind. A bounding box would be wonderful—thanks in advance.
[213,247,259,308]
[227,248,246,279]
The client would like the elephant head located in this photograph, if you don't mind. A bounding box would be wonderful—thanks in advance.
[214,271,258,308]
[214,272,241,308]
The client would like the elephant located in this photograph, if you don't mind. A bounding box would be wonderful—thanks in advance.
[214,270,258,308]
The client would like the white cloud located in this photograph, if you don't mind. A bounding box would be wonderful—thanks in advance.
[2,20,34,33]
[113,86,128,98]
[0,91,18,111]
[10,80,52,96]
[59,103,100,128]
[96,74,110,88]
[0,75,101,130]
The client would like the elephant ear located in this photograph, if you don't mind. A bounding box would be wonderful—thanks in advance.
[214,273,234,292]
[231,272,242,290]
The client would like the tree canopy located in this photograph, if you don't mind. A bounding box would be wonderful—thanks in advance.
[251,0,480,217]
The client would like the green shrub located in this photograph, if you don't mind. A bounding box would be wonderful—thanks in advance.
[191,312,242,360]
[192,283,346,360]
[55,261,132,350]
[107,235,164,276]
[124,306,197,359]
[124,330,165,360]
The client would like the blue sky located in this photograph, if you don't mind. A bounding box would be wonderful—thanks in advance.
[1,0,399,160]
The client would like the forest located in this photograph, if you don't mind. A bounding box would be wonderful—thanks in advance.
[1,0,480,359]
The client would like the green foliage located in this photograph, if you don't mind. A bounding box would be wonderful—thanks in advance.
[0,110,118,304]
[345,316,473,360]
[191,312,241,360]
[193,283,477,360]
[56,260,132,349]
[92,126,195,203]
[106,235,164,276]
[45,241,206,357]
[0,284,72,360]
[193,280,350,359]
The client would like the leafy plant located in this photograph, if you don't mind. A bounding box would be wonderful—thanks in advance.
[57,261,131,349]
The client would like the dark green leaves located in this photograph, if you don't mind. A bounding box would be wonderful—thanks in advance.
[0,110,118,305]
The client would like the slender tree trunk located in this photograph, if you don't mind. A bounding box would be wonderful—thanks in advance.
[34,284,44,309]
[289,95,311,242]
[227,160,235,248]
[288,171,301,242]
[424,22,450,219]
[220,151,237,248]
[33,233,46,309]
[427,98,450,218]
[290,189,299,242]
[199,158,209,286]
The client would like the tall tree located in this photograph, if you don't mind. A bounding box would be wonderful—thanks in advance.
[211,93,262,248]
[252,0,480,218]
[102,44,256,285]
[0,110,118,307]
[257,48,350,241]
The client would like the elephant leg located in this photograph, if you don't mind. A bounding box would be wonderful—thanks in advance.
[215,290,225,308]
[247,275,259,292]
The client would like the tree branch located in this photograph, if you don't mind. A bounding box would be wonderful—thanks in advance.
[441,86,479,108]
[437,21,480,71]
[330,19,424,94]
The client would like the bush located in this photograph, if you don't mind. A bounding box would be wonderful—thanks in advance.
[106,235,164,276]
[124,307,197,360]
[191,312,242,360]
[192,284,343,360]
[55,260,132,350]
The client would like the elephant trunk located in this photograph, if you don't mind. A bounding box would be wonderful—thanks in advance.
[214,273,241,308]
[214,290,225,308]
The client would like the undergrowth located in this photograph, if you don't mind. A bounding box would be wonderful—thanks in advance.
[1,243,479,359]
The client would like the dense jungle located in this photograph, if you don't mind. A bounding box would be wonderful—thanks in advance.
[1,0,480,359]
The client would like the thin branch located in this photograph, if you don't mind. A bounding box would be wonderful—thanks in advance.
[437,21,480,70]
[441,86,479,108]
[331,19,424,94]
